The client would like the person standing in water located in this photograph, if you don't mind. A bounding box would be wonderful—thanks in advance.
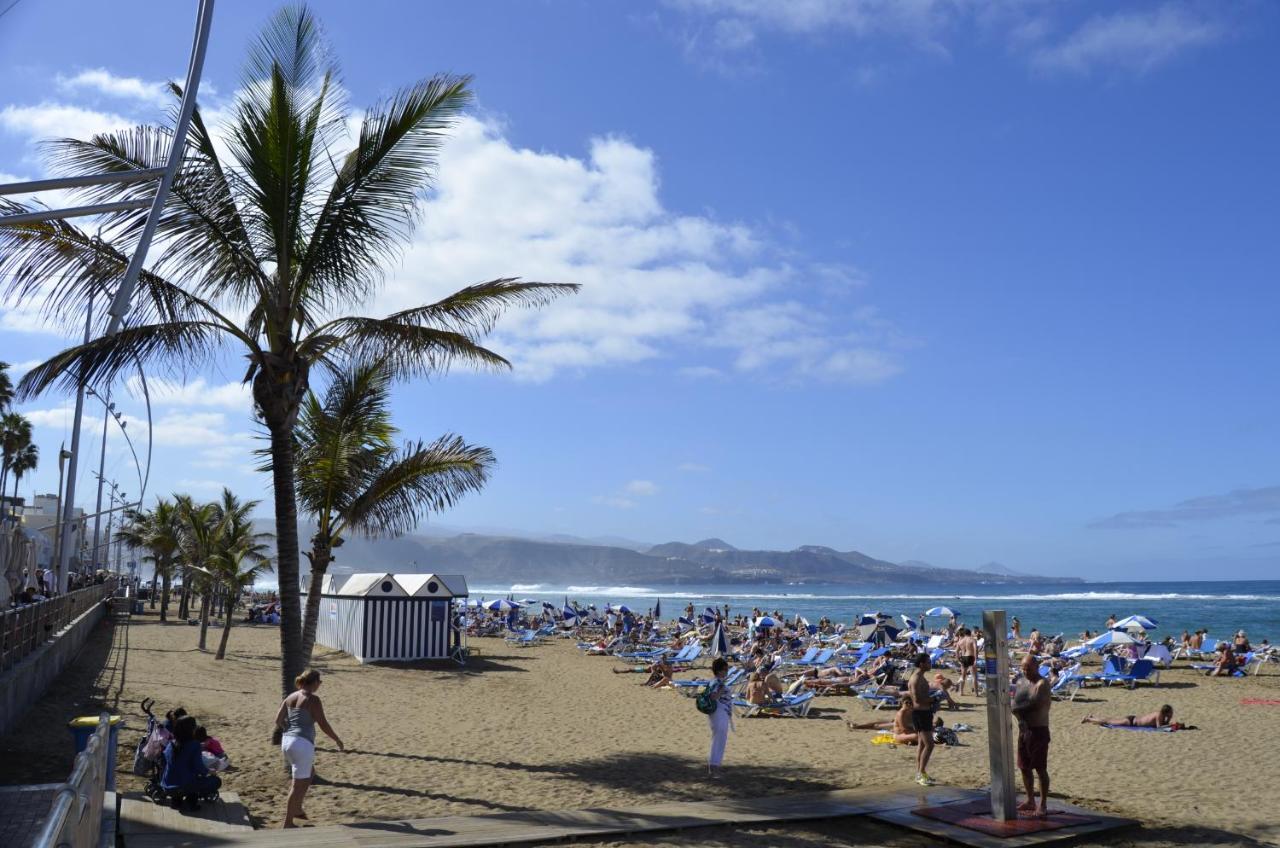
[274,668,345,828]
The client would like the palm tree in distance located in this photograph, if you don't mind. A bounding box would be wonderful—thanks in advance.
[116,499,183,618]
[10,443,39,513]
[0,363,12,411]
[209,488,273,660]
[293,362,494,663]
[0,6,576,693]
[0,412,34,520]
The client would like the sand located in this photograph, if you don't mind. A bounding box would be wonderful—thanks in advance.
[2,606,1278,847]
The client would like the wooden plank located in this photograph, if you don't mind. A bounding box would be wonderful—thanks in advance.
[118,790,254,837]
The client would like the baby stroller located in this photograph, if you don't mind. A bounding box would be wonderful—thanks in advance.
[134,699,221,807]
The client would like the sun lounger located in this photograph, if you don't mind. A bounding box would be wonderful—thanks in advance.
[1096,658,1158,688]
[1050,664,1084,701]
[670,644,703,669]
[735,691,816,718]
[673,666,745,695]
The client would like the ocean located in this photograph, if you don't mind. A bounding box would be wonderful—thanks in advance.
[470,579,1280,642]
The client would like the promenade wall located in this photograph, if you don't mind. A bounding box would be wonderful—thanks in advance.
[0,597,109,737]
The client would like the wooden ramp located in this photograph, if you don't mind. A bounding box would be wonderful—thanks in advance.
[116,785,1137,848]
[119,790,253,848]
[119,786,978,847]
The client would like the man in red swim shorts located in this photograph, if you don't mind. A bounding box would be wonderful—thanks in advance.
[1012,653,1052,816]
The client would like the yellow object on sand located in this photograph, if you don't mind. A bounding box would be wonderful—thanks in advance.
[871,732,896,746]
[68,715,122,728]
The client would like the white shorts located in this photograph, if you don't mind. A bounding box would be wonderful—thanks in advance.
[281,735,315,779]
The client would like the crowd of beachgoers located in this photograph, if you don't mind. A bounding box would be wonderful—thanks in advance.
[468,598,1277,717]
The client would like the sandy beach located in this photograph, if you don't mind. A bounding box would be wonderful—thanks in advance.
[2,608,1277,847]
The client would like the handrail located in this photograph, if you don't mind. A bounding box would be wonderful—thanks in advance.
[0,578,117,673]
[33,712,112,848]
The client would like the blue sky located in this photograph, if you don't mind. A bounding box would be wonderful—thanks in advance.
[2,0,1278,579]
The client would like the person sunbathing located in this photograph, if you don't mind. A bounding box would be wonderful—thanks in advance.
[845,696,918,744]
[1207,644,1238,676]
[932,673,960,709]
[1081,705,1174,728]
[644,658,674,688]
[742,671,769,705]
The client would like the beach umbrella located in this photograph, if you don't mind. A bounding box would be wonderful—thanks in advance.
[1113,614,1158,631]
[1086,630,1136,649]
[616,604,633,615]
[709,623,729,658]
[653,598,661,620]
[926,606,958,618]
[901,615,918,630]
[484,599,523,612]
[518,598,539,606]
[678,616,694,627]
[755,615,779,629]
[560,605,578,620]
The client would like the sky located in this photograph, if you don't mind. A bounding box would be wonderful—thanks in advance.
[1,0,1278,580]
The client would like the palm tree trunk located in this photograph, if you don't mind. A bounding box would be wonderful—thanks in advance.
[198,588,211,650]
[300,544,331,664]
[160,568,171,622]
[178,569,190,620]
[216,591,235,659]
[149,566,158,609]
[267,418,305,697]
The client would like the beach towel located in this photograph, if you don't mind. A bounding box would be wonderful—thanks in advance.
[1100,723,1175,732]
[1241,698,1280,706]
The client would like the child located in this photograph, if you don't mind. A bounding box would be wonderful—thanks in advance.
[195,725,230,772]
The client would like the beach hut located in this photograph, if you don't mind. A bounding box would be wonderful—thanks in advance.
[310,572,469,663]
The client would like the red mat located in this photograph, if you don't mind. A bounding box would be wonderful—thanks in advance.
[1241,698,1280,706]
[913,799,1095,837]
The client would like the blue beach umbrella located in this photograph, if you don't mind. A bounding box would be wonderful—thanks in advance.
[1086,630,1137,649]
[653,598,661,620]
[561,605,578,620]
[678,616,694,627]
[926,606,958,618]
[755,615,779,629]
[484,599,523,612]
[901,615,918,630]
[709,623,729,658]
[1113,614,1158,631]
[616,604,633,615]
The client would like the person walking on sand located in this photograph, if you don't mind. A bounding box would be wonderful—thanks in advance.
[1012,654,1052,816]
[706,657,735,777]
[274,668,344,828]
[907,653,936,786]
[955,628,979,696]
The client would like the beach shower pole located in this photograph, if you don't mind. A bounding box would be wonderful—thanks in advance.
[982,609,1016,821]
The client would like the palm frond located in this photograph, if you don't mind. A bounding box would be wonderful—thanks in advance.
[296,73,472,313]
[381,279,580,335]
[14,320,231,401]
[340,435,495,538]
[304,317,511,379]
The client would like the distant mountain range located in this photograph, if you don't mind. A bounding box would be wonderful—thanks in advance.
[298,527,1080,586]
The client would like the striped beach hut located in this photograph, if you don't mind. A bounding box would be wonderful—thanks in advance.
[310,572,468,663]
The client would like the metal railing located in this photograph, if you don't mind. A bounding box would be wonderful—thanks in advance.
[33,712,113,848]
[0,578,117,674]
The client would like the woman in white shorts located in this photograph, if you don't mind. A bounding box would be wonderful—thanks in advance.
[273,668,344,828]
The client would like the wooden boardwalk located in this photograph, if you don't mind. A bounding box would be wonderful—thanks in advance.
[117,784,1136,848]
[120,785,975,847]
[119,791,253,848]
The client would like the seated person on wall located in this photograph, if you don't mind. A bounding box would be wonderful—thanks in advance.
[161,716,222,809]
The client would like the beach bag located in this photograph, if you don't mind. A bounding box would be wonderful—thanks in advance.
[695,682,718,715]
[142,726,172,761]
[132,735,152,775]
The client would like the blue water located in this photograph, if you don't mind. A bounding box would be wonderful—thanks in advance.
[470,580,1280,642]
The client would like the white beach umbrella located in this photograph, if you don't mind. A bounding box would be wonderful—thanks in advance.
[709,623,729,658]
[1086,630,1136,649]
[484,599,523,612]
[925,606,958,618]
[1113,614,1158,631]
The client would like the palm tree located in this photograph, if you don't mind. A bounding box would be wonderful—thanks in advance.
[0,362,12,411]
[116,499,183,619]
[294,362,494,662]
[0,413,33,523]
[0,7,576,693]
[175,495,223,650]
[209,488,273,660]
[10,443,38,511]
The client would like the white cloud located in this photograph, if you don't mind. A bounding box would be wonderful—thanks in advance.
[1029,5,1226,76]
[6,359,45,376]
[0,102,136,142]
[625,479,660,496]
[20,405,75,429]
[383,116,901,384]
[592,495,636,509]
[56,69,171,108]
[127,377,253,411]
[664,0,1232,76]
[175,478,228,495]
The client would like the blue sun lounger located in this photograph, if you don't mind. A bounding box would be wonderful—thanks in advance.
[735,691,816,718]
[673,666,745,695]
